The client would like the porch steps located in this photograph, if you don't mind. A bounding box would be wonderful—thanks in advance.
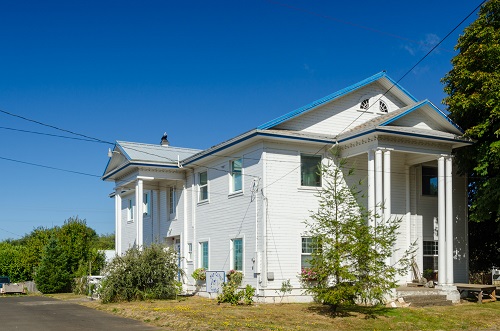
[395,287,454,307]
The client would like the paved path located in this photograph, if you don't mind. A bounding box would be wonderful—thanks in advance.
[0,296,161,331]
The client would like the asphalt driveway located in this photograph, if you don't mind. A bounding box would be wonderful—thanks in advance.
[0,296,161,331]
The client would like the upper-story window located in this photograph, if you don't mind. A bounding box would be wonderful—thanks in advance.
[422,167,438,196]
[169,187,176,215]
[143,191,150,216]
[127,198,134,222]
[301,154,321,187]
[230,158,243,192]
[379,100,388,113]
[360,98,370,110]
[199,171,208,201]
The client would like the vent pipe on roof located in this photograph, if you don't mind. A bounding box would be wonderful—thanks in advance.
[161,132,169,146]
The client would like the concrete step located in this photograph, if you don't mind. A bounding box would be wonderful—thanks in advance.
[402,295,453,307]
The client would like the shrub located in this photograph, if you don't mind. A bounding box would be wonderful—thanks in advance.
[217,271,255,305]
[192,268,206,281]
[226,270,243,286]
[99,244,181,303]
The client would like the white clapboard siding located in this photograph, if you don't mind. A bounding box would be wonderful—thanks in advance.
[275,84,406,135]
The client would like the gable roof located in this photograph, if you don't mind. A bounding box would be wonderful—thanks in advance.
[102,141,201,180]
[337,100,472,146]
[257,72,418,130]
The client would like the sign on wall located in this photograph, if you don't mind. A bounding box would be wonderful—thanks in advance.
[206,271,226,293]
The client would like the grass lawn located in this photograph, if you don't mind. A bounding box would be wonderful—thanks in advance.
[49,294,500,331]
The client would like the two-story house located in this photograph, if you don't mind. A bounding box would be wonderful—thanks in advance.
[102,72,472,302]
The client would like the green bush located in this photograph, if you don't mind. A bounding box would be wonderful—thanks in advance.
[216,272,255,305]
[99,244,181,303]
[35,238,72,294]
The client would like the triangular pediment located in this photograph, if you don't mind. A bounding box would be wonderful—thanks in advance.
[257,72,418,136]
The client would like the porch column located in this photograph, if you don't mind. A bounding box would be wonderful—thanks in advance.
[438,156,447,285]
[115,188,122,255]
[405,166,412,281]
[383,150,391,221]
[445,156,454,284]
[367,149,375,227]
[136,179,144,249]
[375,149,383,225]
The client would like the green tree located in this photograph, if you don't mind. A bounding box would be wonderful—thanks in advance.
[35,237,72,293]
[95,233,115,250]
[54,217,100,276]
[442,0,500,271]
[0,242,30,281]
[99,244,181,303]
[23,227,54,280]
[442,0,500,221]
[303,151,414,311]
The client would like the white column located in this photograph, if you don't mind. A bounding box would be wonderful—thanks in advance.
[383,150,391,221]
[367,150,375,227]
[438,156,446,285]
[136,179,144,249]
[375,149,383,225]
[115,189,122,255]
[405,166,412,281]
[445,156,454,284]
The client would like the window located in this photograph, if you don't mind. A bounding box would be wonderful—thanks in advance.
[301,237,317,268]
[379,100,388,113]
[200,241,209,269]
[199,171,208,201]
[422,167,438,196]
[301,155,321,187]
[230,158,242,192]
[143,191,150,216]
[187,243,193,261]
[127,199,134,222]
[232,238,243,271]
[169,187,176,214]
[360,98,370,110]
[423,240,438,271]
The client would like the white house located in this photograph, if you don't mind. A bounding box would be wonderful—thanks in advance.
[102,72,472,301]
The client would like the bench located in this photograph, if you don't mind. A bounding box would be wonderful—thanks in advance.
[455,283,496,303]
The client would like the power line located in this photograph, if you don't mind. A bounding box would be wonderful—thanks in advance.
[0,108,112,144]
[0,126,110,143]
[0,155,101,178]
[335,0,486,139]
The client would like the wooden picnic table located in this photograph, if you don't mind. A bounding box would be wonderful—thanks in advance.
[454,283,496,303]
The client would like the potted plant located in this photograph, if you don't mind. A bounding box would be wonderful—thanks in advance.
[192,268,206,282]
[226,270,243,286]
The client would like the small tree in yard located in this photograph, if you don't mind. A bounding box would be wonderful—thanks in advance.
[35,237,72,294]
[303,149,415,311]
[99,244,181,303]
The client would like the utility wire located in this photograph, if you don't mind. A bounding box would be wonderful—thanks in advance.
[0,108,112,144]
[335,0,486,139]
[0,126,109,143]
[0,156,101,178]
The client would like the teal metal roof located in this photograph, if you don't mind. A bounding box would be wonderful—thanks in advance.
[257,71,418,130]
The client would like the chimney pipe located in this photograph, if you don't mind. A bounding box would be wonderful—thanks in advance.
[161,132,170,146]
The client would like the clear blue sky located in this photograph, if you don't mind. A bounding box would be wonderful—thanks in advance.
[0,0,482,240]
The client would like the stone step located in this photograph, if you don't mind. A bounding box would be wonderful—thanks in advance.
[402,295,452,307]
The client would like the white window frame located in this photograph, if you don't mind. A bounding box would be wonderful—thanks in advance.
[198,171,208,202]
[187,243,193,262]
[143,191,150,216]
[231,238,244,271]
[199,241,209,269]
[301,237,315,269]
[230,158,243,193]
[169,187,176,217]
[300,154,322,187]
[127,198,135,223]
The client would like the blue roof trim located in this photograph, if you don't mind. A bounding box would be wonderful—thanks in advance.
[183,131,335,166]
[257,71,417,130]
[380,100,464,133]
[384,75,418,102]
[102,162,179,180]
